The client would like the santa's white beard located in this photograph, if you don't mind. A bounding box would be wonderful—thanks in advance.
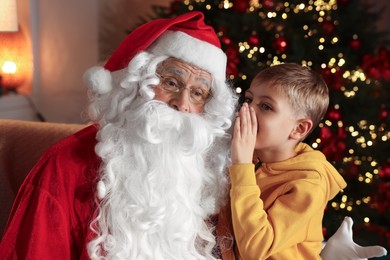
[88,98,228,260]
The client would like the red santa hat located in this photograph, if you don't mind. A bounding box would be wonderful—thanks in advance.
[103,11,227,82]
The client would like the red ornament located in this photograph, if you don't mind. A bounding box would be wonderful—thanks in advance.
[375,182,390,213]
[262,0,275,9]
[366,67,382,80]
[319,67,344,91]
[361,47,390,81]
[326,107,341,122]
[221,35,232,46]
[233,0,249,13]
[349,39,361,50]
[379,164,390,179]
[319,125,347,162]
[321,21,335,35]
[248,34,260,46]
[225,45,240,77]
[383,69,390,81]
[320,126,333,141]
[273,35,288,53]
[345,161,359,179]
[379,106,389,120]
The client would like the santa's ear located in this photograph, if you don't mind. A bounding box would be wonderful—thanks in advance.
[290,118,313,140]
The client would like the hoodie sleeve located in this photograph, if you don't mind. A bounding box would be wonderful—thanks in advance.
[229,163,328,260]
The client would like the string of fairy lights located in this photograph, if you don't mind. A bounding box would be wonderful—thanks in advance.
[221,0,342,92]
[176,0,389,225]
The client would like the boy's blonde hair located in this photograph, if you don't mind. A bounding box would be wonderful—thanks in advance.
[252,63,329,129]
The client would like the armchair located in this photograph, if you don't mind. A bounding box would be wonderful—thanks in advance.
[0,119,84,236]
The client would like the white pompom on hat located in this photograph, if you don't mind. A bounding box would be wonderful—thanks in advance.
[102,11,227,83]
[83,66,113,94]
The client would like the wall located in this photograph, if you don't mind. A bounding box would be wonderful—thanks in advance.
[16,0,170,124]
[28,0,99,124]
[98,0,171,61]
[14,0,33,95]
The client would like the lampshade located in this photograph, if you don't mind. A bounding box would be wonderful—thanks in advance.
[0,0,18,32]
[0,28,30,91]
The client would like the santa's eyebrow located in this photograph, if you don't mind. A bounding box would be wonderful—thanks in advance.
[164,67,212,88]
[164,67,185,77]
[197,77,212,88]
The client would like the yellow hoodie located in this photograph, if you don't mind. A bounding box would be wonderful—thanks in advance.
[218,143,347,260]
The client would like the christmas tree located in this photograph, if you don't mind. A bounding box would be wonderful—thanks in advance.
[141,0,390,251]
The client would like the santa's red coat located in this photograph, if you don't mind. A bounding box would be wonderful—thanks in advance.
[0,125,100,259]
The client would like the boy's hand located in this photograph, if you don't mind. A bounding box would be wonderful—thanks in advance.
[231,102,257,164]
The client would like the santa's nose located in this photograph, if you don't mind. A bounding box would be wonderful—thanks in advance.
[170,89,191,112]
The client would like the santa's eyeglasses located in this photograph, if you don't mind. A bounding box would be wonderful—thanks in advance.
[155,74,213,104]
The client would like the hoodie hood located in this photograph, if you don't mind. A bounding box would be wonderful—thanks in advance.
[261,142,347,200]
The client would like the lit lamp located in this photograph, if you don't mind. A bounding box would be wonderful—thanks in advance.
[0,0,30,95]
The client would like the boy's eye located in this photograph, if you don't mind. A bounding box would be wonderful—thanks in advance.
[260,103,272,110]
[243,97,252,104]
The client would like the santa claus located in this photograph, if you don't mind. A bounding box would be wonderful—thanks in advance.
[84,11,237,259]
[0,11,236,259]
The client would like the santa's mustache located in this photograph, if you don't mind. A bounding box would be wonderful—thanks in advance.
[99,98,216,155]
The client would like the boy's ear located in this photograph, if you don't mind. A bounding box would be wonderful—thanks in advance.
[290,118,313,140]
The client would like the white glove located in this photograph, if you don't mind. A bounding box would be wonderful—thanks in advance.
[321,217,387,260]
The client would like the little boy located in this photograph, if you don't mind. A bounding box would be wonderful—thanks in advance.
[226,63,346,259]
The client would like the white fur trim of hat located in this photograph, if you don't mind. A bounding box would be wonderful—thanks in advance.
[148,30,227,83]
